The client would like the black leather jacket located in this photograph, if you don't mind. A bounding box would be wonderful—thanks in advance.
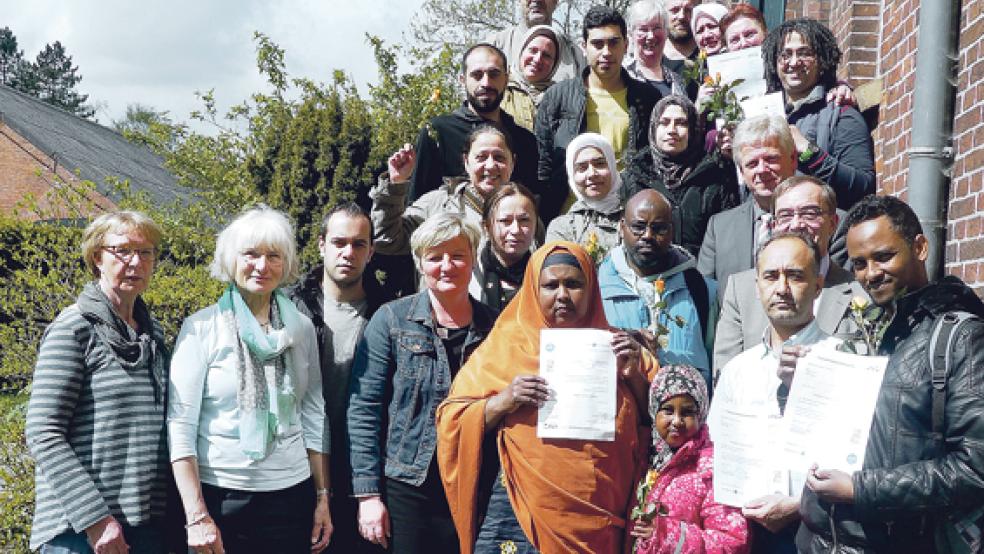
[619,148,739,257]
[797,276,984,553]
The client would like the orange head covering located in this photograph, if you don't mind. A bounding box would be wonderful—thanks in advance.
[437,241,653,554]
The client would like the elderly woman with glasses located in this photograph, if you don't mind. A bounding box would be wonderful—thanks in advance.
[624,0,688,98]
[26,211,170,553]
[168,206,331,554]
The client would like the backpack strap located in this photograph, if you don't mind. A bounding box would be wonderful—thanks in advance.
[928,311,978,444]
[682,268,710,341]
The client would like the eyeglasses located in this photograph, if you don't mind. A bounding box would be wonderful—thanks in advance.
[633,25,663,37]
[625,221,672,238]
[778,48,816,64]
[102,245,157,263]
[240,250,284,267]
[774,207,827,224]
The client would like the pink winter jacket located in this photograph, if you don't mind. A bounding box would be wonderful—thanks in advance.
[633,426,750,554]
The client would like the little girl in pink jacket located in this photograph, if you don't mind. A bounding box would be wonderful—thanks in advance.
[629,364,750,553]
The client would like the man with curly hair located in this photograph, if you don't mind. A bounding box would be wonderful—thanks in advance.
[761,19,875,211]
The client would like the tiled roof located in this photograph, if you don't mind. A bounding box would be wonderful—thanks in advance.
[0,84,185,206]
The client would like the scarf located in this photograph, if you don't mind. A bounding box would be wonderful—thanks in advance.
[478,241,530,312]
[77,281,166,404]
[437,241,658,553]
[648,364,709,472]
[218,284,304,461]
[508,25,560,106]
[648,95,705,190]
[565,133,623,214]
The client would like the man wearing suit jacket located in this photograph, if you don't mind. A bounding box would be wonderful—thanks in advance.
[713,176,866,372]
[698,115,797,290]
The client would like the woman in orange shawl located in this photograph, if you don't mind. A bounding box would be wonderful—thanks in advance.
[437,241,656,553]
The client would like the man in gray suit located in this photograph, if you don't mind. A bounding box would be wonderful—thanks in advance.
[697,115,797,291]
[713,175,866,372]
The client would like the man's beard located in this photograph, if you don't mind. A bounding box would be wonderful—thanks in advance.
[668,26,693,43]
[467,88,504,114]
[328,270,362,289]
[626,243,672,273]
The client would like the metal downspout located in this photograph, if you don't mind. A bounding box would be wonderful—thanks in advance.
[906,0,962,280]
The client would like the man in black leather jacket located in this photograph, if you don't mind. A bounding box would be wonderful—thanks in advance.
[796,195,984,553]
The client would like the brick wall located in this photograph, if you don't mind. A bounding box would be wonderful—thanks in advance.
[0,124,115,220]
[781,0,983,296]
[946,0,984,295]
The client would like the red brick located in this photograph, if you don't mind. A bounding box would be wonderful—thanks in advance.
[959,238,984,261]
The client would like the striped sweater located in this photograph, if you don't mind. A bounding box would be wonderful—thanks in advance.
[25,304,168,549]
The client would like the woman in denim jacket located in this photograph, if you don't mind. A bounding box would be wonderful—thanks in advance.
[347,213,498,554]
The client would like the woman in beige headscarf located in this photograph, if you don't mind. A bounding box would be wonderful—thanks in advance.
[500,25,561,131]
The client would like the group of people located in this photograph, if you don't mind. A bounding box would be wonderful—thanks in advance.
[23,1,984,554]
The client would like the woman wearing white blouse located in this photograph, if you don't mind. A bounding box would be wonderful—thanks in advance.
[168,206,332,553]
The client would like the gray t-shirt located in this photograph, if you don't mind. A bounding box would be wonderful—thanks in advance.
[322,297,369,453]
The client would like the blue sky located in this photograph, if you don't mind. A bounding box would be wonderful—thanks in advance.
[5,0,426,127]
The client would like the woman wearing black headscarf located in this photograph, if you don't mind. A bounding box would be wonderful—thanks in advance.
[621,94,740,256]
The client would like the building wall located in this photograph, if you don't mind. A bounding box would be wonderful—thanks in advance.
[0,123,115,220]
[785,0,983,296]
[948,0,984,294]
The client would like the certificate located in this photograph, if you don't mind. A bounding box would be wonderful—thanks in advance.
[537,329,617,441]
[706,46,768,102]
[781,349,888,474]
[712,409,788,508]
[740,92,786,119]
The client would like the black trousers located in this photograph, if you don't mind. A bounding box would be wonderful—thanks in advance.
[198,478,315,554]
[385,460,459,554]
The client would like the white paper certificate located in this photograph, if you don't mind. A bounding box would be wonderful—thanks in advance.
[712,409,788,508]
[740,92,786,119]
[706,46,768,102]
[781,349,888,473]
[537,329,617,441]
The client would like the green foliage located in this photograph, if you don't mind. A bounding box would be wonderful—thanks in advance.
[0,390,31,552]
[0,29,462,550]
[18,40,94,118]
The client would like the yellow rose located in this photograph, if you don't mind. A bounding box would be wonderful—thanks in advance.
[850,296,869,311]
[654,279,666,295]
[429,88,441,103]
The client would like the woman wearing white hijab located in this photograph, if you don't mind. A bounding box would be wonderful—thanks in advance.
[545,133,623,264]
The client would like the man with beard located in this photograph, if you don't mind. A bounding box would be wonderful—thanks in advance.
[598,189,718,389]
[408,43,538,201]
[288,203,392,553]
[488,0,585,83]
[536,5,660,222]
[708,231,840,554]
[662,0,699,75]
[797,196,984,553]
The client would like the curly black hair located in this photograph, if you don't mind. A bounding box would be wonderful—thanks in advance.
[762,18,842,94]
[844,195,924,243]
[582,4,627,41]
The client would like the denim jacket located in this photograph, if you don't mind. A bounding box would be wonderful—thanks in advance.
[347,290,497,495]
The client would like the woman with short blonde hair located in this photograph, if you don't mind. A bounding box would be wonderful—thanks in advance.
[27,210,169,552]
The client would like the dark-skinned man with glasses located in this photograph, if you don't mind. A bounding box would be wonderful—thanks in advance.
[598,189,718,391]
[713,175,867,372]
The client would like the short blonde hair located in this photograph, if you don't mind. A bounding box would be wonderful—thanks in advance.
[209,205,300,285]
[410,213,481,271]
[81,210,163,277]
